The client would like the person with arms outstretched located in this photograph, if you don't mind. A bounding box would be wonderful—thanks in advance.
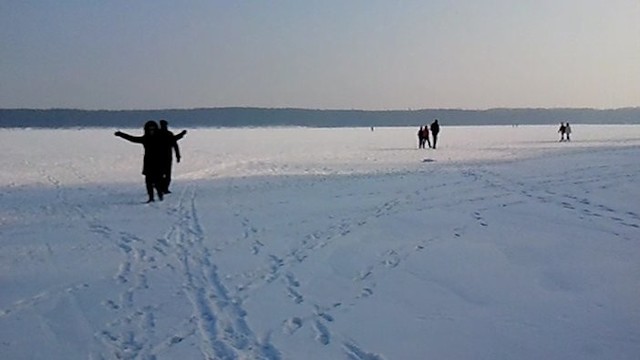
[115,121,165,203]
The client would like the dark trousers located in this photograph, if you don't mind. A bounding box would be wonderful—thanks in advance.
[161,173,170,193]
[145,174,163,201]
[161,162,173,193]
[432,134,438,149]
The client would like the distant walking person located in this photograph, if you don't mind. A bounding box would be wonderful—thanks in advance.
[430,119,440,149]
[564,122,572,141]
[423,124,432,149]
[558,123,566,142]
[417,127,425,149]
[115,121,165,203]
[158,120,187,194]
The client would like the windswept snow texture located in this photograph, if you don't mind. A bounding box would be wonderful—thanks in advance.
[1,125,639,360]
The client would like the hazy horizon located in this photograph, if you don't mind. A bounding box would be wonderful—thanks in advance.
[2,105,640,112]
[2,1,639,110]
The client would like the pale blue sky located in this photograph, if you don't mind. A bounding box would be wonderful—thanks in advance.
[1,0,639,110]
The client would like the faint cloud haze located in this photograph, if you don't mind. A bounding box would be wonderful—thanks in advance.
[1,1,639,110]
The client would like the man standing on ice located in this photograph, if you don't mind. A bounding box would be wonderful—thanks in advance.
[430,119,440,149]
[158,120,187,194]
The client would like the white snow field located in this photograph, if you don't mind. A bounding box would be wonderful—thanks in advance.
[1,125,639,360]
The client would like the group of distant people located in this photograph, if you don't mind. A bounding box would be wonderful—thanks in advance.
[115,120,186,203]
[558,122,572,142]
[417,119,440,149]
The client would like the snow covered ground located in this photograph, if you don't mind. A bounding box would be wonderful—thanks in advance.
[1,125,639,360]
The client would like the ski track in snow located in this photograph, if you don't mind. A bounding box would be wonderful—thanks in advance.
[4,164,282,359]
[165,186,281,360]
[87,185,282,360]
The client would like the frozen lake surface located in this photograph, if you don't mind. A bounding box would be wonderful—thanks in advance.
[1,125,639,359]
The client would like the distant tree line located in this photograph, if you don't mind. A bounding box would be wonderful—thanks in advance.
[1,107,639,128]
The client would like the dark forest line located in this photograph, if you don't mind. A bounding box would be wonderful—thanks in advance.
[1,107,639,128]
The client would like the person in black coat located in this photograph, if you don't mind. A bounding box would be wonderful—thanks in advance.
[430,119,440,149]
[115,120,165,203]
[417,126,425,148]
[158,120,187,194]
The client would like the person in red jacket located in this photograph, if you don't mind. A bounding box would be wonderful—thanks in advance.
[423,124,432,149]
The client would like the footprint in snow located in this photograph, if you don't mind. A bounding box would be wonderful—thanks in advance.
[343,342,387,360]
[283,317,303,334]
[382,250,400,268]
[358,288,374,298]
[313,320,330,345]
[286,287,304,304]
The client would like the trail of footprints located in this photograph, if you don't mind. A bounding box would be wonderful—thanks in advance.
[97,228,162,359]
[80,186,280,359]
[227,184,428,302]
[277,233,437,353]
[464,167,640,234]
[213,176,470,357]
[266,165,637,355]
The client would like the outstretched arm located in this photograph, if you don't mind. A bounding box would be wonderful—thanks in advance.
[174,130,187,141]
[173,141,181,163]
[114,131,144,143]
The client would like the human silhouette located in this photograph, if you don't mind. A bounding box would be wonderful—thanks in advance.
[564,122,572,141]
[115,121,165,203]
[430,119,440,149]
[423,124,432,149]
[158,120,187,194]
[558,123,566,142]
[417,127,425,148]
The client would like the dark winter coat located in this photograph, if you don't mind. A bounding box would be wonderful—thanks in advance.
[430,121,440,135]
[159,129,186,171]
[115,131,165,176]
